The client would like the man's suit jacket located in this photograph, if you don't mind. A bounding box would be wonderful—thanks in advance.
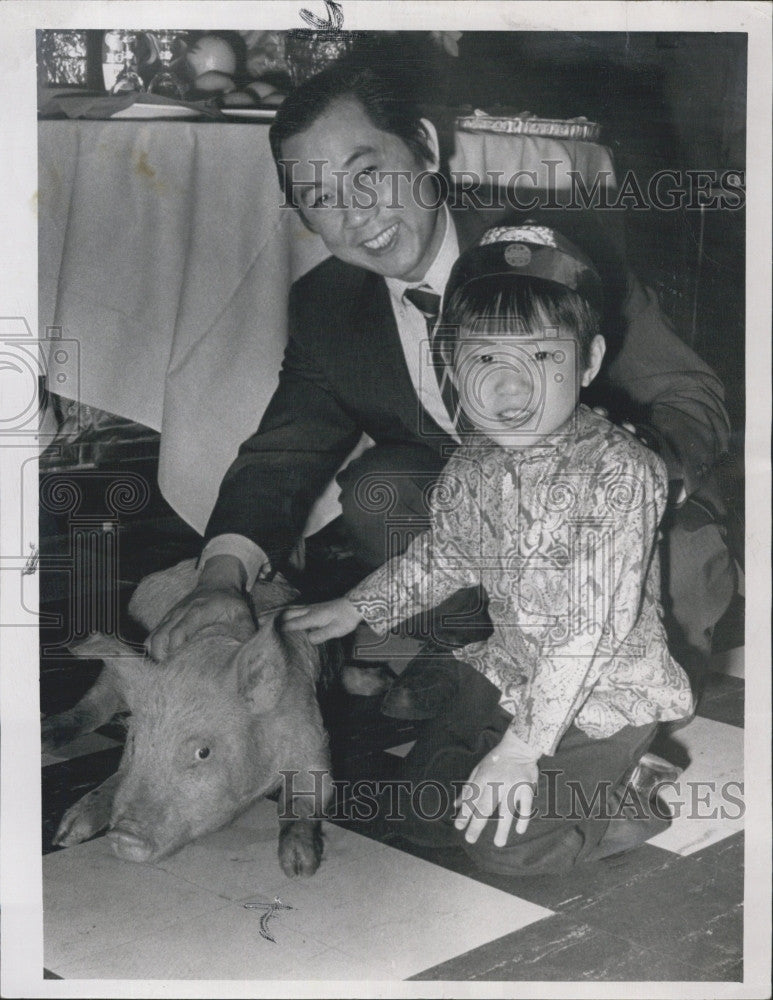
[205,200,731,569]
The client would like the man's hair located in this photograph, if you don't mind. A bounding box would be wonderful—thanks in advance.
[442,275,601,367]
[269,56,435,205]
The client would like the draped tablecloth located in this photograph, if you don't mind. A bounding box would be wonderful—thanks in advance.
[38,120,615,536]
[452,128,614,194]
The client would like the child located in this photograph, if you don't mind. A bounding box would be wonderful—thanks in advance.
[284,225,694,873]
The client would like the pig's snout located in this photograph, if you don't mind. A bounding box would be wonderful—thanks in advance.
[106,819,156,863]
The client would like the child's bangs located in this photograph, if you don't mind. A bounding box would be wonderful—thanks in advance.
[443,275,599,362]
[447,276,568,333]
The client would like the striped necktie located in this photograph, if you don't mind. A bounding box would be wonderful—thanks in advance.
[403,286,459,429]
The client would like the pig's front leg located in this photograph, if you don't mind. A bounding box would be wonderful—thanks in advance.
[53,772,122,848]
[276,770,330,877]
[278,816,325,878]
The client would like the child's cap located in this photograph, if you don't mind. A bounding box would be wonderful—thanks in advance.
[444,223,603,314]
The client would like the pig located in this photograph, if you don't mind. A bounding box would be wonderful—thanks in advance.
[42,559,333,877]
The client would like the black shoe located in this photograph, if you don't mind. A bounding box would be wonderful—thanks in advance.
[380,652,460,720]
[588,811,671,861]
[587,770,676,862]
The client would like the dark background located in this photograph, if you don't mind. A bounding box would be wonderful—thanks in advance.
[373,30,747,438]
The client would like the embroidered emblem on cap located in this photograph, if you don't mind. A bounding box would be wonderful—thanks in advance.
[504,244,532,267]
[479,225,559,249]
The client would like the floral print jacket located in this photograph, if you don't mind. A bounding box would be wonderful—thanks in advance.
[348,406,694,757]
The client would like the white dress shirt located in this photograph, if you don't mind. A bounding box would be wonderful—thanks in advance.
[200,206,461,589]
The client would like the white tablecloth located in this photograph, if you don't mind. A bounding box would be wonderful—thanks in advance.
[38,120,615,535]
[452,128,613,193]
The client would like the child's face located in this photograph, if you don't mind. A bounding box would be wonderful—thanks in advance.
[452,318,604,448]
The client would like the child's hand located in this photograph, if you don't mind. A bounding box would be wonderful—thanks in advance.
[282,597,364,644]
[454,731,540,847]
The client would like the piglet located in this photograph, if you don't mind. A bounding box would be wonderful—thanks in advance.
[42,559,332,877]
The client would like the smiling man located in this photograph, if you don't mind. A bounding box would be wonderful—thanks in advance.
[148,57,735,735]
[282,94,446,281]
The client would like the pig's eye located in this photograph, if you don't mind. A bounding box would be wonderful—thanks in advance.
[195,746,211,761]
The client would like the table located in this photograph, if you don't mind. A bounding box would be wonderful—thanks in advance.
[38,120,616,535]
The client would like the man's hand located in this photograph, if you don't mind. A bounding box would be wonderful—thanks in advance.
[454,731,540,847]
[146,555,254,661]
[592,403,669,454]
[592,405,644,441]
[282,597,364,644]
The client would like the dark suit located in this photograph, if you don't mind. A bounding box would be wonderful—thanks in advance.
[206,200,735,659]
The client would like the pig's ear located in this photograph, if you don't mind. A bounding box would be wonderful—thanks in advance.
[233,612,288,714]
[68,633,146,686]
[250,573,299,616]
[128,558,199,630]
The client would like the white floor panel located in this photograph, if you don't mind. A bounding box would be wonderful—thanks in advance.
[262,844,552,980]
[43,838,229,971]
[53,901,345,981]
[44,798,552,981]
[648,715,744,856]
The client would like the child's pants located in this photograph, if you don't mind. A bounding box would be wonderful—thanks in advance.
[391,653,660,876]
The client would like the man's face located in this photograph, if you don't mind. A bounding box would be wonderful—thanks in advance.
[281,97,443,282]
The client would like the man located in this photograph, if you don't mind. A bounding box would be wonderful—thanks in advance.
[149,58,735,720]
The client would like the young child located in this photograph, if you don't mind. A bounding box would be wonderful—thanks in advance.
[284,225,694,873]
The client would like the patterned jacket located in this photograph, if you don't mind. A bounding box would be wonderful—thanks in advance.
[349,406,694,756]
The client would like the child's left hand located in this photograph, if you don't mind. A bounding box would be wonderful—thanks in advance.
[454,731,540,847]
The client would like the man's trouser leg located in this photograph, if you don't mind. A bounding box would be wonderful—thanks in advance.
[661,497,737,693]
[337,442,492,647]
[392,657,660,876]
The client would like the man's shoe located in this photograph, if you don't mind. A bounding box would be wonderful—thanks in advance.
[587,757,680,862]
[380,654,459,720]
[589,811,671,861]
[628,752,681,801]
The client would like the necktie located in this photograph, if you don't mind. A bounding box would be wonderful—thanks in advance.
[404,286,459,428]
